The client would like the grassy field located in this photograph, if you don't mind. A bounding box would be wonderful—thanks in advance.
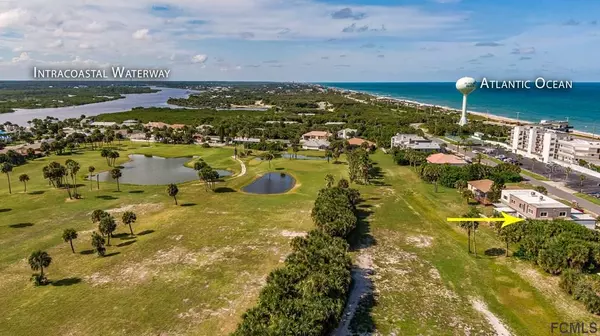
[0,142,349,336]
[0,143,594,335]
[349,152,595,335]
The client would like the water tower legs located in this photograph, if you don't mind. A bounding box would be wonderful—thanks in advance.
[458,94,468,126]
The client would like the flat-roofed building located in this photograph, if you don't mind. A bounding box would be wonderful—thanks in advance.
[391,133,440,152]
[499,189,570,219]
[557,138,600,165]
[90,121,117,127]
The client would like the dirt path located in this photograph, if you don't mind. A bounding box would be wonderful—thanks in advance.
[471,299,512,336]
[231,156,246,179]
[332,253,374,336]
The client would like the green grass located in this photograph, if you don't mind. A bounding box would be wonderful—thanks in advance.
[355,152,593,335]
[0,143,592,335]
[574,193,600,206]
[521,169,550,181]
[0,141,349,336]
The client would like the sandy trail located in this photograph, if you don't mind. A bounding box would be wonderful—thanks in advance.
[471,299,512,336]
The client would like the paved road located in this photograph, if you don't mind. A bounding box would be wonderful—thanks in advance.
[433,138,600,215]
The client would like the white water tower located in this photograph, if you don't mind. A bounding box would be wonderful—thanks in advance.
[456,77,477,126]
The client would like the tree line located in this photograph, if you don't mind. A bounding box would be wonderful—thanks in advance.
[233,176,361,335]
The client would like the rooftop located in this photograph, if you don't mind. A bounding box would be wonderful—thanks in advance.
[347,137,375,147]
[468,179,494,193]
[503,189,568,207]
[426,153,466,165]
[407,142,440,150]
[303,131,331,137]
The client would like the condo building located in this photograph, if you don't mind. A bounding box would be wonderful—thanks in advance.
[557,138,600,165]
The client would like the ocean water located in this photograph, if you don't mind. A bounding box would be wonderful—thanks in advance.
[322,82,600,133]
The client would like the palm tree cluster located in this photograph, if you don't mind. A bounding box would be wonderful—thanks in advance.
[234,178,361,335]
[458,206,481,256]
[100,148,120,167]
[193,158,221,191]
[347,148,372,185]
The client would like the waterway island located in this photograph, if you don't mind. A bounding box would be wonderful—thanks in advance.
[479,77,573,90]
[33,67,171,80]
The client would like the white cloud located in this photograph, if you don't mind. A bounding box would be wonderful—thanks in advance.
[12,52,30,63]
[192,54,208,64]
[47,39,63,48]
[132,28,150,40]
[0,8,28,28]
[78,43,93,49]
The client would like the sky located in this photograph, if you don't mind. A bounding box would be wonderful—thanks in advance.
[0,0,598,82]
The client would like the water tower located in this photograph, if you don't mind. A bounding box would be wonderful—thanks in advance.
[456,77,477,126]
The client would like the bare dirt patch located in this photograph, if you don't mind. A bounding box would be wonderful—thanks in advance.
[104,203,164,215]
[280,230,307,238]
[405,235,433,248]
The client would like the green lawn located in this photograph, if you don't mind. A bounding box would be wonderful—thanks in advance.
[0,143,592,335]
[521,170,550,181]
[575,193,600,206]
[0,141,349,336]
[351,152,593,335]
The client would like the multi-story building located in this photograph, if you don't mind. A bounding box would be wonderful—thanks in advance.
[510,125,566,163]
[390,133,440,152]
[499,189,571,219]
[557,138,600,165]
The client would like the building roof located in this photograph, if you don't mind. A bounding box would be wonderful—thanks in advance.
[426,153,466,165]
[123,119,138,123]
[407,142,440,150]
[347,137,376,147]
[146,122,169,128]
[468,179,494,193]
[502,189,568,208]
[90,121,117,126]
[303,131,331,137]
[325,122,345,125]
[303,139,330,148]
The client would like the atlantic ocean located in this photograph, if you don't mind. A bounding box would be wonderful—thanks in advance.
[320,82,600,133]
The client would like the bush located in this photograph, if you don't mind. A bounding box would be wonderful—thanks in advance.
[30,273,49,286]
[201,142,210,148]
[559,269,582,294]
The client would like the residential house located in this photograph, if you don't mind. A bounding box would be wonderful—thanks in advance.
[302,131,332,141]
[145,122,169,129]
[0,130,12,142]
[467,179,494,205]
[90,121,117,128]
[122,120,139,127]
[347,137,376,149]
[391,133,440,152]
[426,153,466,165]
[338,128,358,139]
[498,189,570,219]
[302,139,330,151]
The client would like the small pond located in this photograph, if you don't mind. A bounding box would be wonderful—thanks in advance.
[281,153,327,160]
[95,154,232,185]
[242,172,296,194]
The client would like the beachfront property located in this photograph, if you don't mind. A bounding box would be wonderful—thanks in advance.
[390,133,441,152]
[467,179,494,205]
[510,123,600,164]
[302,131,332,141]
[302,139,330,151]
[338,128,358,139]
[510,125,565,163]
[557,137,600,165]
[90,121,117,128]
[426,153,466,165]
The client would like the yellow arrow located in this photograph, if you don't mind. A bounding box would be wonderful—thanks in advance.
[447,212,524,228]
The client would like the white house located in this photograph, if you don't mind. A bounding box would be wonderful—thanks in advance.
[302,139,330,151]
[338,128,358,139]
[90,121,117,127]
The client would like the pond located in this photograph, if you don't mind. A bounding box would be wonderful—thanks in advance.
[242,172,296,194]
[94,154,232,185]
[281,153,327,160]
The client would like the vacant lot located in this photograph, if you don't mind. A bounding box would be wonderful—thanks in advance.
[0,144,593,335]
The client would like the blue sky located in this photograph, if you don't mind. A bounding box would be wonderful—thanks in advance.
[0,0,598,81]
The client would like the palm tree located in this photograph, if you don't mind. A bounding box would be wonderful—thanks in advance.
[167,183,179,205]
[462,189,473,204]
[88,166,95,190]
[19,174,29,192]
[99,216,117,246]
[110,168,122,192]
[91,209,108,224]
[65,159,81,198]
[565,166,572,181]
[62,228,78,253]
[100,148,111,165]
[580,174,586,192]
[1,162,13,194]
[91,232,106,257]
[475,153,483,164]
[108,150,120,166]
[28,250,52,283]
[464,207,481,256]
[292,144,299,159]
[122,211,137,235]
[325,174,335,188]
[325,150,333,163]
[338,178,350,188]
[454,179,467,192]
